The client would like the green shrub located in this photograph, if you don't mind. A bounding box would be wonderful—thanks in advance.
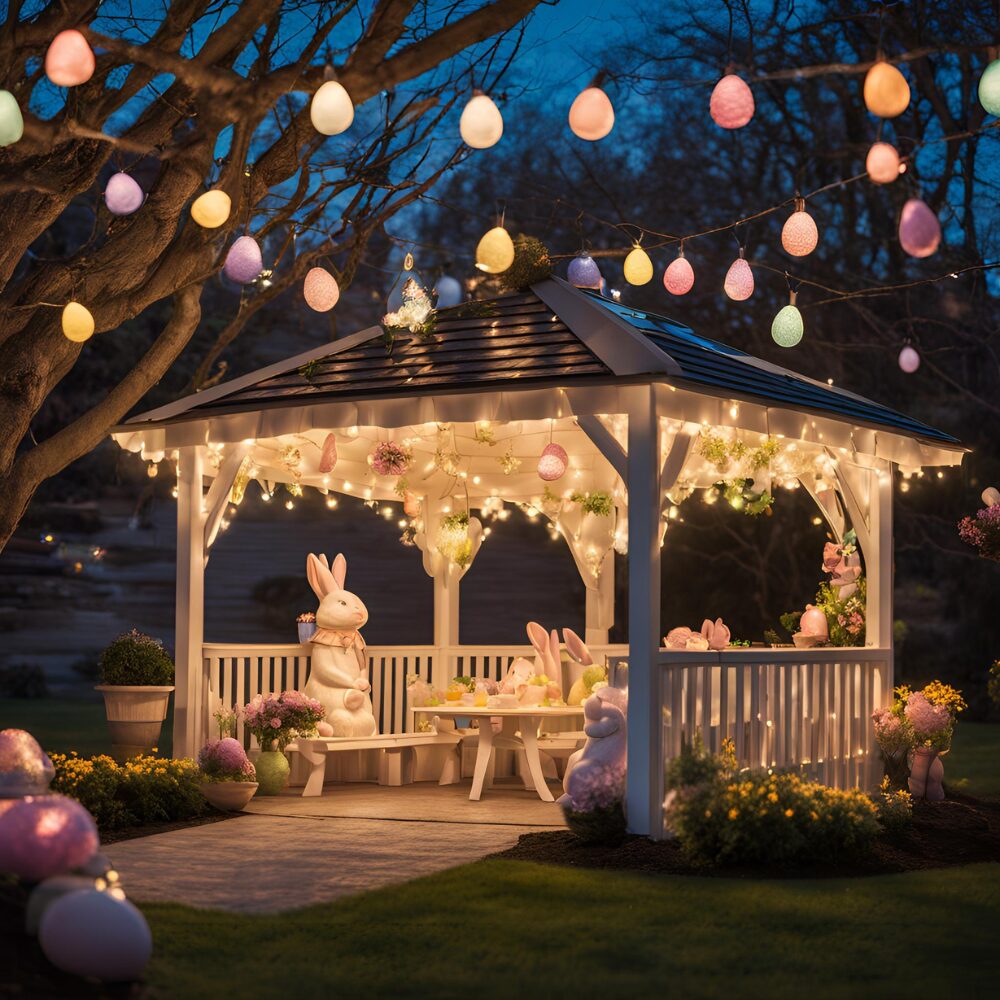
[875,776,913,833]
[0,663,48,698]
[98,629,174,686]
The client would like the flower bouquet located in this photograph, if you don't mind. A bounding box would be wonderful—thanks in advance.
[198,737,258,810]
[369,442,412,477]
[958,501,1000,562]
[296,611,317,643]
[243,691,326,752]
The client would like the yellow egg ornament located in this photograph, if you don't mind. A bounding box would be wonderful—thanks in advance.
[62,302,95,343]
[623,245,653,285]
[190,190,231,228]
[310,80,354,136]
[863,61,910,118]
[475,226,515,274]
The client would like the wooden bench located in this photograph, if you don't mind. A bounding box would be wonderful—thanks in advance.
[287,730,463,797]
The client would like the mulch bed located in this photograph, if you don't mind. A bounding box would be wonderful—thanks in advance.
[100,810,239,845]
[490,792,1000,879]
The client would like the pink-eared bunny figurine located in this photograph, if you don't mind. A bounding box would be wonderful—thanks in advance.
[823,540,862,599]
[558,684,628,813]
[302,553,377,737]
[700,618,731,650]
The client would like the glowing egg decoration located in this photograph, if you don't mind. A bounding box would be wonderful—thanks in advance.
[568,86,615,141]
[771,292,804,348]
[724,255,754,301]
[44,30,95,87]
[62,302,95,343]
[979,59,1000,116]
[898,345,920,373]
[310,80,354,136]
[898,198,940,257]
[623,245,653,285]
[190,189,231,228]
[475,226,515,273]
[104,172,144,216]
[224,236,262,284]
[781,199,818,256]
[863,61,910,118]
[0,90,23,146]
[318,433,338,474]
[0,728,54,796]
[663,251,695,296]
[459,92,503,149]
[40,889,152,982]
[434,274,463,308]
[567,254,602,289]
[0,794,99,881]
[710,74,754,129]
[537,443,568,482]
[303,266,339,311]
[866,141,901,184]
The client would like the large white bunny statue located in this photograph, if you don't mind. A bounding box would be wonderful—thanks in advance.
[302,553,377,738]
[558,684,628,813]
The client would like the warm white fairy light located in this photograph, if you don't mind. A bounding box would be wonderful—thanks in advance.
[326,497,338,509]
[285,500,294,510]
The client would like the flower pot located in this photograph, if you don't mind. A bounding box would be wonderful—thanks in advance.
[255,750,290,795]
[297,621,317,643]
[908,746,945,801]
[94,685,174,762]
[201,781,259,812]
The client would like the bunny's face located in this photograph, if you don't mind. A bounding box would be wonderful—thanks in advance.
[317,589,368,631]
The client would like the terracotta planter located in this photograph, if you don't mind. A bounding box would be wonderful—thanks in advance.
[908,746,945,801]
[94,685,174,761]
[201,781,258,812]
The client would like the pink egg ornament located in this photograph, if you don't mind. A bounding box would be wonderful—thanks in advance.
[224,236,263,284]
[781,201,819,257]
[710,74,755,129]
[865,142,901,184]
[537,443,568,482]
[0,794,99,881]
[898,345,921,373]
[104,172,144,216]
[898,198,941,258]
[303,266,339,312]
[45,30,96,87]
[568,86,615,141]
[724,255,754,301]
[318,433,338,474]
[663,253,695,296]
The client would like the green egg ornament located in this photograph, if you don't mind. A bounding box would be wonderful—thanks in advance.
[0,90,24,146]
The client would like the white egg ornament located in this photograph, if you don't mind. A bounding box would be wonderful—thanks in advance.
[310,80,354,136]
[61,302,95,343]
[459,92,503,149]
[434,274,463,308]
[303,266,339,312]
[724,254,754,301]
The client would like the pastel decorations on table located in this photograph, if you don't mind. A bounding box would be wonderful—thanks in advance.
[700,617,731,650]
[310,80,354,135]
[898,344,921,373]
[45,30,96,87]
[39,889,152,982]
[567,254,602,289]
[318,433,338,474]
[799,604,829,639]
[0,794,99,881]
[104,172,144,216]
[623,245,653,285]
[303,266,339,311]
[537,442,568,481]
[0,729,54,796]
[224,236,263,283]
[898,198,941,258]
[781,199,818,256]
[459,92,503,149]
[724,253,754,301]
[475,226,515,273]
[568,86,615,140]
[771,293,804,347]
[61,301,95,343]
[0,90,24,146]
[710,73,754,129]
[663,251,694,295]
[190,189,231,228]
[866,142,901,184]
[979,59,1000,116]
[863,61,910,118]
[434,274,463,308]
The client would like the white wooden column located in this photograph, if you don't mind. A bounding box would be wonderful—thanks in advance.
[866,460,894,650]
[585,549,614,646]
[625,388,661,837]
[433,568,460,649]
[174,447,206,758]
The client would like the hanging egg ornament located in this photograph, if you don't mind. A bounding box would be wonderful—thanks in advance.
[104,172,144,216]
[898,198,941,258]
[459,92,503,149]
[190,190,231,228]
[44,30,95,87]
[781,199,818,256]
[434,275,463,308]
[724,254,754,301]
[318,433,339,474]
[537,443,568,482]
[865,142,901,184]
[303,267,340,311]
[898,345,921,373]
[224,236,263,284]
[61,302,95,343]
[771,292,804,348]
[310,80,354,135]
[623,245,653,286]
[710,74,755,129]
[567,254,602,289]
[568,86,615,141]
[863,61,910,118]
[978,59,1000,116]
[663,250,695,295]
[475,226,515,273]
[0,90,24,146]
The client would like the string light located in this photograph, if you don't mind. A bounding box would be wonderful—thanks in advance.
[623,244,653,285]
[190,190,231,228]
[724,252,754,301]
[781,198,818,256]
[663,249,694,295]
[863,61,910,118]
[459,91,504,149]
[304,267,339,311]
[979,59,1000,115]
[865,142,901,184]
[771,290,804,348]
[104,173,144,216]
[475,225,515,273]
[710,73,755,129]
[568,84,615,140]
[224,236,263,284]
[62,302,95,343]
[567,254,602,289]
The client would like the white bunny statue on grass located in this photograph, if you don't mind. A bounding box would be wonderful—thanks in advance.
[302,553,377,738]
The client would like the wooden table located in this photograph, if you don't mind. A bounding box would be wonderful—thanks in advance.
[412,704,584,802]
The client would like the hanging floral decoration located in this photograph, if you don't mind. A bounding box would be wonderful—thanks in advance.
[370,442,412,477]
[569,490,614,516]
[382,278,435,337]
[279,445,302,478]
[498,447,521,475]
[433,445,461,477]
[473,422,497,446]
[697,431,779,475]
[436,512,474,567]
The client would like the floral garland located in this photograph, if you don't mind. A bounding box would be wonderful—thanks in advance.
[370,442,412,477]
[570,489,614,517]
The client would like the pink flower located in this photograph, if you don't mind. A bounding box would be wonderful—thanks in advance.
[904,692,950,738]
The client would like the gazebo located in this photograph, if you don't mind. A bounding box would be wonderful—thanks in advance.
[112,278,966,837]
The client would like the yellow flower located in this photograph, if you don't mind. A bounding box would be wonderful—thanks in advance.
[728,808,739,820]
[784,808,794,818]
[767,792,778,803]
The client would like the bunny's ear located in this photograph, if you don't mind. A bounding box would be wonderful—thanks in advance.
[526,621,548,652]
[563,628,593,665]
[332,553,347,590]
[548,629,561,669]
[306,553,335,599]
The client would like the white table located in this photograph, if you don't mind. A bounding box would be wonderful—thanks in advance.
[412,704,584,802]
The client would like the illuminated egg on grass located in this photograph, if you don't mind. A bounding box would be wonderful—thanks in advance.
[863,61,910,118]
[40,889,152,982]
[537,443,568,482]
[0,729,54,796]
[723,255,754,301]
[568,86,615,141]
[310,80,354,136]
[303,266,339,311]
[434,274,463,308]
[318,433,338,474]
[224,236,263,283]
[710,74,754,129]
[475,226,515,273]
[44,30,95,87]
[781,199,818,257]
[979,59,1000,116]
[104,172,144,216]
[623,245,653,285]
[663,251,695,295]
[898,198,941,258]
[459,92,503,149]
[0,795,99,881]
[898,345,920,373]
[62,301,95,343]
[0,90,24,146]
[866,142,901,184]
[567,254,602,289]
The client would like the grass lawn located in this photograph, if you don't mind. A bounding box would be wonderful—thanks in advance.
[142,860,1000,1000]
[945,721,1000,799]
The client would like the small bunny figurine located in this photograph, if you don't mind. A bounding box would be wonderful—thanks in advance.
[558,684,628,812]
[302,553,377,738]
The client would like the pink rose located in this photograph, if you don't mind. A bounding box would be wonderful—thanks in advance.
[270,717,282,728]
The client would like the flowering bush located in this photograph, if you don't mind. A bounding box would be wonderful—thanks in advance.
[198,738,256,782]
[958,504,1000,561]
[242,690,325,751]
[875,776,913,834]
[49,752,209,832]
[815,578,867,646]
[369,441,412,477]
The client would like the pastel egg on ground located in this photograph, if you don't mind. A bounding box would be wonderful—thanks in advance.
[45,30,96,87]
[224,236,263,284]
[0,728,54,796]
[568,86,615,140]
[710,74,754,129]
[303,266,339,311]
[104,173,144,216]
